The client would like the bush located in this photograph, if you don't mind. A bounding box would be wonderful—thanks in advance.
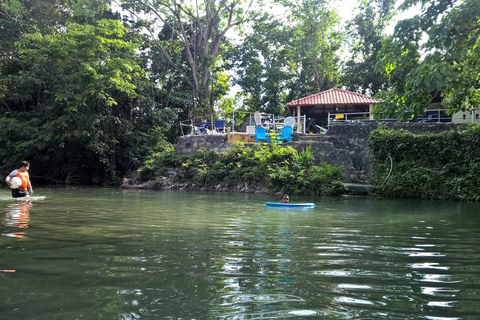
[369,124,480,201]
[136,143,345,196]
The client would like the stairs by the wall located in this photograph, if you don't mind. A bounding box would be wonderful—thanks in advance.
[295,134,324,143]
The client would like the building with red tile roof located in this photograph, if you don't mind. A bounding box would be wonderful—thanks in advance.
[286,88,382,124]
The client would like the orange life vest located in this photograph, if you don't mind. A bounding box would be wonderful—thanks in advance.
[16,171,29,191]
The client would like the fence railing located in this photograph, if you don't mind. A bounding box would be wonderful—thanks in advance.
[327,112,371,125]
[327,109,453,125]
[180,112,307,136]
[179,115,226,136]
[232,111,306,134]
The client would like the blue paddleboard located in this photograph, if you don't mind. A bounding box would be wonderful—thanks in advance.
[266,202,315,208]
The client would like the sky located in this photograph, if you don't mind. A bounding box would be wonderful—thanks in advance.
[252,0,420,42]
[329,0,420,34]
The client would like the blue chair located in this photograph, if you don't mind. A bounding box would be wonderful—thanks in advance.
[278,125,293,143]
[255,127,270,143]
[196,122,215,134]
[215,120,225,133]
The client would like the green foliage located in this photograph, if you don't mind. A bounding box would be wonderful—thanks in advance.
[178,149,220,184]
[15,20,144,108]
[375,0,480,119]
[226,0,342,114]
[269,145,343,195]
[369,125,480,201]
[0,16,173,184]
[119,0,254,119]
[294,145,314,169]
[137,143,345,196]
[342,0,395,95]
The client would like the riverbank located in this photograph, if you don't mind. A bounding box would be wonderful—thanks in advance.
[123,122,480,201]
[175,122,467,185]
[121,176,271,193]
[121,143,347,197]
[121,176,375,196]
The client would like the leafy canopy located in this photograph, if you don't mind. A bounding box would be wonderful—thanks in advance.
[375,0,480,120]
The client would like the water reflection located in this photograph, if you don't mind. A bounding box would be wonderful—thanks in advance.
[1,189,480,319]
[3,201,31,238]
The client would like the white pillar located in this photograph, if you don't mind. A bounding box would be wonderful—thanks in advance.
[296,105,301,133]
[369,104,374,120]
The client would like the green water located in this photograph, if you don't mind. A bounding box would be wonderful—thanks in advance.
[1,187,480,319]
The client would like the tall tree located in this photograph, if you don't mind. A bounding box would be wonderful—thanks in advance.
[0,16,170,183]
[0,0,65,57]
[118,0,255,119]
[375,0,480,119]
[227,0,342,114]
[342,0,395,96]
[226,11,293,114]
[286,0,342,93]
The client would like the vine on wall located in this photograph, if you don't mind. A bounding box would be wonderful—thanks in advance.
[369,124,480,201]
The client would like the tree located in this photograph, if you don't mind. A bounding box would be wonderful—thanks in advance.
[226,11,293,114]
[342,0,395,96]
[227,0,342,114]
[375,0,480,120]
[0,18,170,183]
[0,0,65,59]
[118,0,256,119]
[286,0,342,93]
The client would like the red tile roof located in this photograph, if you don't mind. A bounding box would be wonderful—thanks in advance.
[286,88,382,107]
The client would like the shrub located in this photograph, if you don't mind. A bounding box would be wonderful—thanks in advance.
[136,143,345,196]
[369,124,480,201]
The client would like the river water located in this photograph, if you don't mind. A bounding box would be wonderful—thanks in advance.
[1,187,480,319]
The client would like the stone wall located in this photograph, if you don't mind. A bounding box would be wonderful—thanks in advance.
[176,134,229,154]
[311,122,466,183]
[176,123,466,184]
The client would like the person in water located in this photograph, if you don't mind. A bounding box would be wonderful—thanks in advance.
[5,161,33,198]
[280,194,289,203]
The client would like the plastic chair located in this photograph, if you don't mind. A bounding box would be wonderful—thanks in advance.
[284,116,296,128]
[214,120,225,133]
[278,125,293,143]
[254,112,262,127]
[255,127,270,143]
[197,122,216,134]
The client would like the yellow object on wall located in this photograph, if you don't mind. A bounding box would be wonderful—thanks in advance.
[227,133,256,143]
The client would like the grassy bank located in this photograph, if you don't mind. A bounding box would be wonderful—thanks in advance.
[134,142,345,196]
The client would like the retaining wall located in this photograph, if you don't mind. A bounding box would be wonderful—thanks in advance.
[175,123,466,183]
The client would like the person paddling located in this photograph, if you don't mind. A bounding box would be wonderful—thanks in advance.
[5,161,33,198]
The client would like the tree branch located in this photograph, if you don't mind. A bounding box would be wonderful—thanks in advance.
[114,0,193,88]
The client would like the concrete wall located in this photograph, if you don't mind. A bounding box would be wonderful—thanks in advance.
[315,122,466,183]
[176,134,229,154]
[176,123,466,183]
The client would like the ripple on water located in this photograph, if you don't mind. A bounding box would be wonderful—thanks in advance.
[421,287,460,297]
[217,293,305,306]
[427,301,457,307]
[287,309,318,316]
[408,263,450,270]
[2,190,480,319]
[337,284,373,290]
[334,296,378,306]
